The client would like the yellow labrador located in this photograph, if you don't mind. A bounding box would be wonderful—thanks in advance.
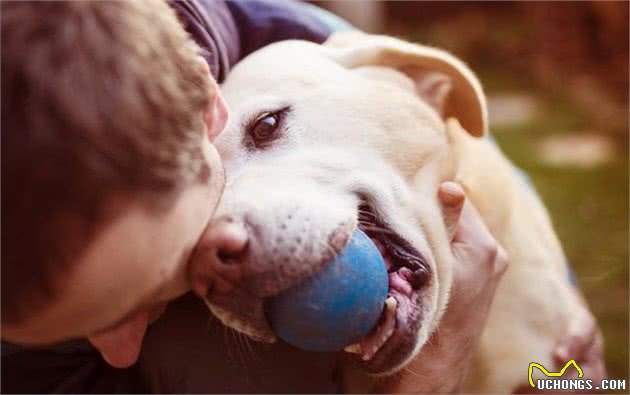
[204,32,590,393]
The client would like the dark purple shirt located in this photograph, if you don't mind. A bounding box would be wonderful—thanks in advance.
[171,0,330,82]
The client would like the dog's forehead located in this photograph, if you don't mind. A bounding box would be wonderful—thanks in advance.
[223,40,344,95]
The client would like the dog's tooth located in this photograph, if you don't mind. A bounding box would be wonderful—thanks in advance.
[385,296,397,311]
[344,343,361,354]
[379,328,392,347]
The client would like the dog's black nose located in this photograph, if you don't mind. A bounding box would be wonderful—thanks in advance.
[189,217,249,298]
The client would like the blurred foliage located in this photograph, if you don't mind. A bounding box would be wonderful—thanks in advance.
[387,1,629,105]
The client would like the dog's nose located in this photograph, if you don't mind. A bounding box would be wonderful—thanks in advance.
[211,217,249,261]
[189,217,249,298]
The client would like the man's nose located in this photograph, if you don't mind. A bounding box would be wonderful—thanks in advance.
[189,217,248,298]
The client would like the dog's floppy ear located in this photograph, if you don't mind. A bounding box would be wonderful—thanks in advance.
[325,32,487,137]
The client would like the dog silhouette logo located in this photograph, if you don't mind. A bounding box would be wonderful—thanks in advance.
[528,359,584,388]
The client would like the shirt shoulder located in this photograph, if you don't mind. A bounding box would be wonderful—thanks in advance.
[170,0,332,82]
[226,0,332,58]
[170,0,240,82]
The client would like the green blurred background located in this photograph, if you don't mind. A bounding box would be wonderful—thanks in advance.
[317,0,629,384]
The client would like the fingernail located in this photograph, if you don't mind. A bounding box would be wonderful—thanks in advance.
[555,345,569,361]
[439,182,464,206]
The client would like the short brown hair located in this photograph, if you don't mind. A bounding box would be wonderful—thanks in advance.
[1,1,212,324]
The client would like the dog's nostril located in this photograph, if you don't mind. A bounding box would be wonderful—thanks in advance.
[217,248,246,263]
[211,219,249,264]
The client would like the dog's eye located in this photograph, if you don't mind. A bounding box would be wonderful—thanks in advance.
[246,108,288,149]
[252,113,278,141]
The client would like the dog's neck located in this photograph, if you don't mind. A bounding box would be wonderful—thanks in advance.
[446,119,517,238]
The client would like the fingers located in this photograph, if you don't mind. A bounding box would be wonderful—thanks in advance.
[438,181,466,241]
[554,294,597,364]
[439,181,508,278]
[492,244,509,278]
[587,330,607,382]
[452,191,492,246]
[554,291,607,383]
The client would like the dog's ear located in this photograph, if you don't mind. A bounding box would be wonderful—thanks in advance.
[325,32,487,137]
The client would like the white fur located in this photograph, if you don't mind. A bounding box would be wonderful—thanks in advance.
[212,32,585,393]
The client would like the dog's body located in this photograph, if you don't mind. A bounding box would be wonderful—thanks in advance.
[202,32,588,393]
[447,120,577,392]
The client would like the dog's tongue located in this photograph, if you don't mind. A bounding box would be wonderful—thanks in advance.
[88,312,149,368]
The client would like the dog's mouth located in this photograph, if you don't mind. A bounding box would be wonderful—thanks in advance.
[346,200,431,373]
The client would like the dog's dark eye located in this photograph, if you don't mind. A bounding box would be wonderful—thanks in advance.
[251,113,278,142]
[246,108,288,149]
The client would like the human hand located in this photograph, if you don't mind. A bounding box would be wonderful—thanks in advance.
[514,289,606,394]
[553,290,606,385]
[374,181,508,393]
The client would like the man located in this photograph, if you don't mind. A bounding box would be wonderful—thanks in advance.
[1,1,603,393]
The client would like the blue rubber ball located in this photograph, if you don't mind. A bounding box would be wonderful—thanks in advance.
[266,228,389,352]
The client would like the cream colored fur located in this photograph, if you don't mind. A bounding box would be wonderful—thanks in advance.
[213,31,587,393]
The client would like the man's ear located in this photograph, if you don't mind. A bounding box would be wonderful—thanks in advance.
[324,32,487,137]
[195,56,228,141]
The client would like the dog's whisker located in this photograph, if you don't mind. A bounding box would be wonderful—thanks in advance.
[243,333,256,355]
[223,324,237,363]
[404,366,425,379]
[236,330,246,354]
[238,331,251,363]
[233,330,251,381]
[231,328,249,370]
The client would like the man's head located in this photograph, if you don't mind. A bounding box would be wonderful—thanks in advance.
[1,0,226,354]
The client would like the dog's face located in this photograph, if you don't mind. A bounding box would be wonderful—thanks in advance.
[206,33,487,375]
